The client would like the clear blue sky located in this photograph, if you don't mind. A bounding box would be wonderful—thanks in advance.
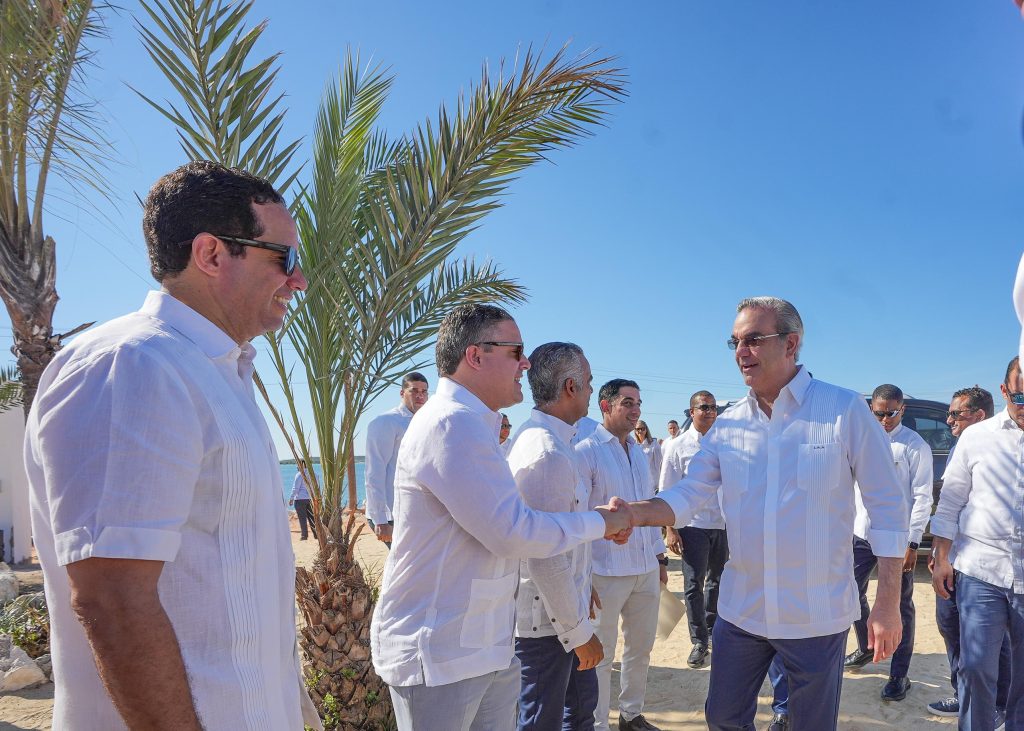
[6,1,1024,455]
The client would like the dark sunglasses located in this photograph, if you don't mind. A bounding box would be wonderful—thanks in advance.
[947,406,980,420]
[1010,392,1024,406]
[476,341,525,360]
[872,409,901,419]
[691,404,717,413]
[215,235,298,276]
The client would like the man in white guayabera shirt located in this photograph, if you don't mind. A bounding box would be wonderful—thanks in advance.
[615,296,909,731]
[508,342,602,731]
[371,304,632,731]
[576,379,667,731]
[364,371,429,545]
[23,162,320,730]
[931,356,1024,731]
[662,390,726,671]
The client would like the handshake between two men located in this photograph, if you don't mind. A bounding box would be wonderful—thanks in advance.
[594,495,667,544]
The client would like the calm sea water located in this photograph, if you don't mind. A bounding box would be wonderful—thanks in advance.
[280,461,366,509]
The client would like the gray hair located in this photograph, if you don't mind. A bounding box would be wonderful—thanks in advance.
[527,342,586,407]
[736,296,804,359]
[435,304,514,376]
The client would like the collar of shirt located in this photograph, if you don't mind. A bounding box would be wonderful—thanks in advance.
[436,377,502,433]
[141,290,256,382]
[887,423,905,441]
[526,408,577,446]
[396,403,414,418]
[740,365,812,418]
[996,407,1022,431]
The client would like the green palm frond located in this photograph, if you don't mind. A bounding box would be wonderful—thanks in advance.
[0,366,23,414]
[133,0,302,192]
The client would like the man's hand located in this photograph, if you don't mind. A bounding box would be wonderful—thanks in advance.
[930,537,955,600]
[574,633,604,671]
[665,528,682,556]
[659,563,669,585]
[589,587,601,620]
[374,523,393,543]
[866,556,903,663]
[596,497,634,543]
[288,498,294,506]
[901,547,917,574]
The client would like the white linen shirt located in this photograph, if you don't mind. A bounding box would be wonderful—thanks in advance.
[364,403,414,525]
[930,409,1024,593]
[509,410,594,651]
[853,423,933,545]
[23,291,306,730]
[630,434,662,488]
[659,426,725,530]
[577,425,662,577]
[657,367,909,639]
[370,378,606,688]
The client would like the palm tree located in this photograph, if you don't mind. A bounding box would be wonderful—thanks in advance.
[0,366,22,414]
[0,0,111,414]
[136,4,626,727]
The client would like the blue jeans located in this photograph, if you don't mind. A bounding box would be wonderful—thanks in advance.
[705,619,847,731]
[935,570,1011,707]
[516,636,597,731]
[768,655,787,716]
[679,526,729,645]
[849,537,915,677]
[955,573,1024,731]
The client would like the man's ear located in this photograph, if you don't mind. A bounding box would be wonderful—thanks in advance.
[464,344,483,371]
[190,233,224,277]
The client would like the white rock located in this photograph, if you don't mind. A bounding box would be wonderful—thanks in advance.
[0,640,46,692]
[0,563,17,605]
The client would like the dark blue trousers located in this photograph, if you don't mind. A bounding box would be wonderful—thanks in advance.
[955,574,1024,731]
[849,537,915,677]
[768,655,787,715]
[294,498,316,539]
[679,526,729,645]
[935,570,1010,707]
[705,619,847,731]
[516,636,598,731]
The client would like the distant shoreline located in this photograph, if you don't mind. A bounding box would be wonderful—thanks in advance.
[280,456,365,465]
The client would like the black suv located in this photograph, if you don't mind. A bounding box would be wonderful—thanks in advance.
[680,397,953,551]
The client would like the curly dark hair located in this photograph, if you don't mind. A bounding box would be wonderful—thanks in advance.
[142,161,284,282]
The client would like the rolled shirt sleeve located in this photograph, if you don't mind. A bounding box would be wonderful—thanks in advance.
[31,346,203,566]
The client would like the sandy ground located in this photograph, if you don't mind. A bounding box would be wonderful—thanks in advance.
[1,516,961,730]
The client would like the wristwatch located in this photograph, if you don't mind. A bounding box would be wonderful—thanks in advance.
[657,556,669,567]
[908,542,920,551]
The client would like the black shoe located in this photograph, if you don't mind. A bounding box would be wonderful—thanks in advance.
[843,648,873,669]
[767,713,789,731]
[927,696,959,716]
[881,675,910,701]
[686,643,709,668]
[618,714,662,731]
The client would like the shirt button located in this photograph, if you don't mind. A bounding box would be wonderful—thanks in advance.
[535,596,539,600]
[532,627,537,631]
[563,639,569,644]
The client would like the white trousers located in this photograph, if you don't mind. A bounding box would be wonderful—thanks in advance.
[592,570,660,730]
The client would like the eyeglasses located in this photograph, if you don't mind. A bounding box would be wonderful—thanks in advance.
[947,406,980,420]
[691,404,717,413]
[872,409,901,419]
[726,332,791,350]
[500,421,512,429]
[214,235,299,275]
[476,341,525,360]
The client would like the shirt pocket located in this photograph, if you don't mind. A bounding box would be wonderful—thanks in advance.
[460,572,518,649]
[797,443,842,492]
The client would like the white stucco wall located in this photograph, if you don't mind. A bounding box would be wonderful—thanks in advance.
[0,409,30,563]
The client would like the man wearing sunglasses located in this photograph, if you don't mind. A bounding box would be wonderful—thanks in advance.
[24,162,318,730]
[661,390,727,671]
[372,304,633,731]
[612,296,908,731]
[365,372,430,547]
[931,359,1024,731]
[929,385,1010,721]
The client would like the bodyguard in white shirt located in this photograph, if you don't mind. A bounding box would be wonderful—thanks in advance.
[23,162,319,730]
[371,304,632,731]
[931,356,1024,731]
[577,380,667,731]
[364,372,429,545]
[509,342,603,731]
[619,296,908,731]
[662,390,727,670]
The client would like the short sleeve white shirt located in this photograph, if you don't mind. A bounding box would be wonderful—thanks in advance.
[657,367,909,639]
[24,291,304,730]
[371,378,605,688]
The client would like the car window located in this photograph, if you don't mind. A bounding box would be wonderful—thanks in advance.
[905,410,954,452]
